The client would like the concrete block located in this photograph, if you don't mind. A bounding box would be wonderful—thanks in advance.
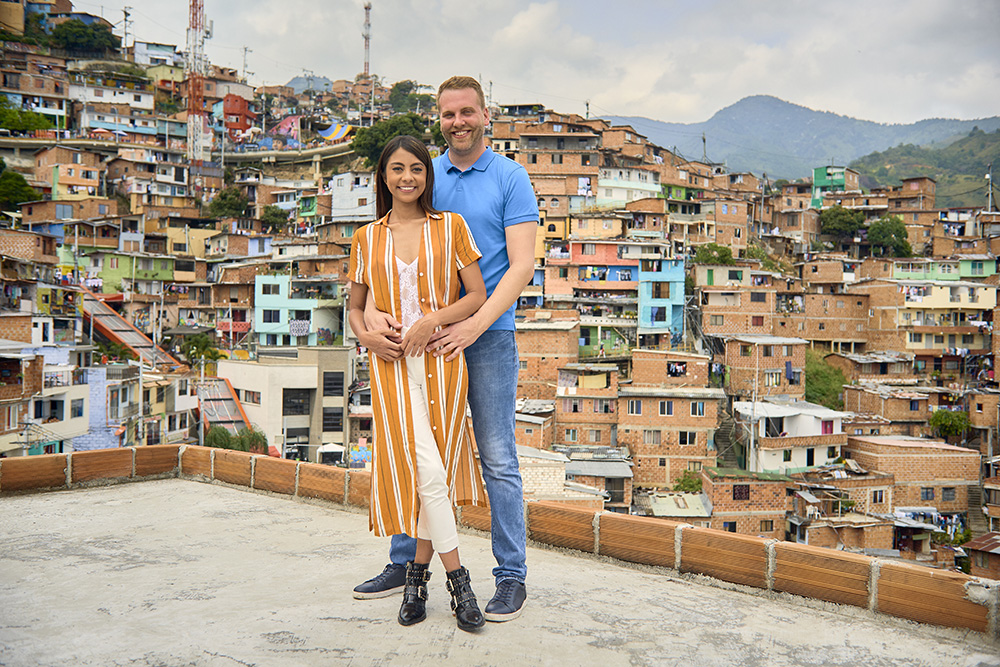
[213,450,252,487]
[877,561,989,633]
[135,445,180,477]
[346,469,371,508]
[297,463,346,503]
[459,504,491,532]
[527,501,597,553]
[71,448,133,483]
[253,456,297,495]
[680,527,768,589]
[0,454,68,493]
[773,541,870,608]
[598,513,677,567]
[181,446,212,478]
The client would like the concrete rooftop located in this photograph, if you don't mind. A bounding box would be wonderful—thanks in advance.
[2,478,998,667]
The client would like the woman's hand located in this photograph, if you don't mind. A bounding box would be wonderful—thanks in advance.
[402,314,439,358]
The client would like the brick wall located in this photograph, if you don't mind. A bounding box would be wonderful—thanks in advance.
[515,322,579,400]
[630,350,710,387]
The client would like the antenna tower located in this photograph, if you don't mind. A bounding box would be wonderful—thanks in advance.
[363,3,372,77]
[186,0,208,165]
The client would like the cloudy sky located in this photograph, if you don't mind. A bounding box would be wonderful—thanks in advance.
[73,0,999,125]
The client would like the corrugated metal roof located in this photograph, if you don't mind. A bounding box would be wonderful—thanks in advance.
[964,532,1000,555]
[647,492,712,518]
[565,460,633,479]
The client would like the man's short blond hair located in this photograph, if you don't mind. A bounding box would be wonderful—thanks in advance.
[437,76,486,109]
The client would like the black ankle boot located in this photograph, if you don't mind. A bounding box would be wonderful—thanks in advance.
[446,566,485,632]
[398,561,431,626]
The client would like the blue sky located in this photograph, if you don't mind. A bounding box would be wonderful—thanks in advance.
[73,0,1000,125]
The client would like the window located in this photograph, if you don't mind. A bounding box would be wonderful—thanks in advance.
[593,399,614,413]
[582,243,596,255]
[565,428,578,442]
[760,520,774,532]
[282,389,310,416]
[659,400,673,416]
[752,316,764,326]
[909,400,920,411]
[687,461,702,472]
[55,203,73,219]
[723,521,737,532]
[762,345,773,357]
[690,402,705,416]
[782,449,791,462]
[322,407,343,432]
[750,292,766,303]
[627,399,642,415]
[740,345,752,357]
[263,283,280,295]
[588,429,601,443]
[71,399,84,418]
[764,370,781,386]
[643,430,661,445]
[519,360,528,371]
[323,371,344,396]
[827,446,837,459]
[733,484,750,500]
[243,390,261,405]
[263,310,280,323]
[920,487,934,501]
[977,403,984,413]
[551,154,563,164]
[709,315,724,326]
[872,490,884,504]
[942,487,956,502]
[679,431,696,446]
[974,551,989,568]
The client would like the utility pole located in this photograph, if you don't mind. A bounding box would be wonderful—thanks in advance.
[122,6,131,58]
[241,46,253,83]
[988,163,994,212]
[363,3,371,77]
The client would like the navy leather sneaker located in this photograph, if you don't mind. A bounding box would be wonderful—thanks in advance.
[484,579,526,622]
[353,563,406,600]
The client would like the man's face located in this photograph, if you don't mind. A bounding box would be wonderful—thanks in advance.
[438,87,489,156]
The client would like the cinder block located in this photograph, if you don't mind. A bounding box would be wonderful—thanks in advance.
[71,448,133,483]
[460,504,491,532]
[213,449,252,487]
[527,501,596,553]
[347,469,371,507]
[773,542,870,608]
[135,445,180,477]
[599,513,677,567]
[877,561,988,633]
[297,463,346,503]
[181,446,212,477]
[253,456,297,495]
[680,527,768,589]
[0,454,68,493]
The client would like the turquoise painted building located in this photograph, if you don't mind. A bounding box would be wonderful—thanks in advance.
[255,275,344,347]
[638,255,685,347]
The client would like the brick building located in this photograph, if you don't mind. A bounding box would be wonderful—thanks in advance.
[514,314,580,400]
[842,385,932,436]
[734,399,850,473]
[33,145,104,200]
[964,532,1000,580]
[844,435,980,516]
[700,467,789,539]
[719,334,807,401]
[555,363,619,449]
[824,351,917,385]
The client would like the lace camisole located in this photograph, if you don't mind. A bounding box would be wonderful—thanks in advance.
[395,255,422,332]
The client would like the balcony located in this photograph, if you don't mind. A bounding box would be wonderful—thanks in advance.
[217,320,251,333]
[756,432,847,450]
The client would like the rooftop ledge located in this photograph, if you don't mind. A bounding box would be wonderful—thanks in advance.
[1,446,999,666]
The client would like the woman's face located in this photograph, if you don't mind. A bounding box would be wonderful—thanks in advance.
[383,147,427,207]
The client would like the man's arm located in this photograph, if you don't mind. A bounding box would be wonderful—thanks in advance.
[354,285,403,361]
[428,220,536,360]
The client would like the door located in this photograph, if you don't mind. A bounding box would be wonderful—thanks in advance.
[806,448,815,466]
[707,269,714,286]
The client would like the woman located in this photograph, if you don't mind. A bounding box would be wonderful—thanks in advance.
[348,135,488,632]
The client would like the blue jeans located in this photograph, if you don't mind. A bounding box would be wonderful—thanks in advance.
[390,330,527,585]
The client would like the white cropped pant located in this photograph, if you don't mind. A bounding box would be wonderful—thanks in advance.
[406,353,460,554]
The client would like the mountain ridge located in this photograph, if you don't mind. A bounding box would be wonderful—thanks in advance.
[605,95,1000,180]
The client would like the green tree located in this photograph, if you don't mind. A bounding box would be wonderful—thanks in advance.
[692,243,735,265]
[235,427,268,454]
[928,410,969,439]
[205,426,233,449]
[388,80,416,111]
[259,204,290,232]
[672,469,703,493]
[0,170,40,214]
[805,349,846,409]
[50,19,120,53]
[351,113,428,167]
[0,96,53,133]
[819,205,865,238]
[205,186,249,218]
[867,214,912,257]
[178,333,223,365]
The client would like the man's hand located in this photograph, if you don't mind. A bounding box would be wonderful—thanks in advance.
[427,315,486,362]
[362,295,404,361]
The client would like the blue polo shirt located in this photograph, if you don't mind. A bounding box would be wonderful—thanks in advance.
[433,147,538,331]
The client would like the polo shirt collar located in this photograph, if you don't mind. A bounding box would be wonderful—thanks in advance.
[443,146,496,173]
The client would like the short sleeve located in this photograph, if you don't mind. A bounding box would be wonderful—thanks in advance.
[348,228,366,285]
[502,165,540,228]
[450,212,482,270]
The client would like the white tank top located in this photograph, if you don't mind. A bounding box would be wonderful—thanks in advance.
[395,255,422,331]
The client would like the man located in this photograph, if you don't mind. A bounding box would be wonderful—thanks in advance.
[352,76,537,621]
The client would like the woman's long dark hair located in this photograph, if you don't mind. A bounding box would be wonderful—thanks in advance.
[374,135,439,219]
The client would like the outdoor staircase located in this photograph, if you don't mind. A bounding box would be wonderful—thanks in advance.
[714,412,742,469]
[968,484,989,537]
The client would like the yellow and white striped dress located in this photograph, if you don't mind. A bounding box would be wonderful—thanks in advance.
[348,211,488,537]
